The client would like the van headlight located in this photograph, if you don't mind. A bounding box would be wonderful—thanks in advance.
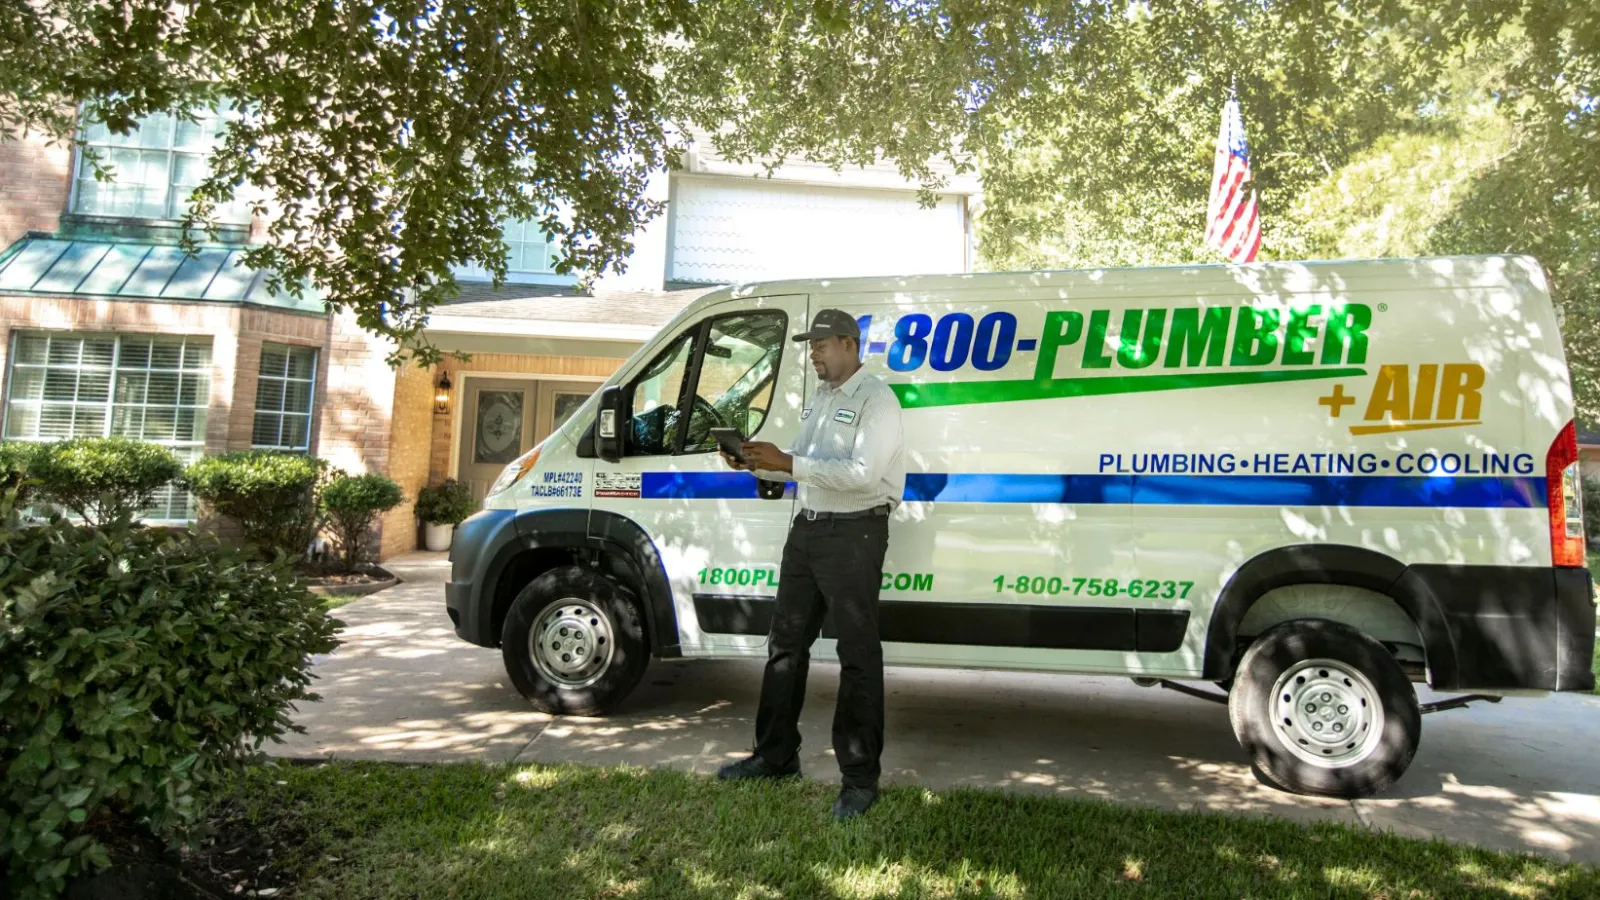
[488,445,541,496]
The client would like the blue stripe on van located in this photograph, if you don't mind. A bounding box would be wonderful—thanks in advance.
[641,471,784,500]
[636,470,1546,508]
[903,473,1546,508]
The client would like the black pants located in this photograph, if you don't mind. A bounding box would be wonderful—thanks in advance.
[754,513,890,788]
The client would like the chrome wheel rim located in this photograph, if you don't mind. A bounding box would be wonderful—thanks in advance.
[529,598,614,689]
[1271,658,1385,768]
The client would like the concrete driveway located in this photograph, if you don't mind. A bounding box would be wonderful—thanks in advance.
[272,553,1600,865]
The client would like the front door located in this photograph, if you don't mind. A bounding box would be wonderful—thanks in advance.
[589,295,809,656]
[459,378,537,502]
[537,380,599,443]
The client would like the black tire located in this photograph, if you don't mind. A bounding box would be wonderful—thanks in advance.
[1228,619,1421,799]
[501,566,649,715]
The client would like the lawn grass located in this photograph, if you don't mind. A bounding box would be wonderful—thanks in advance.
[217,760,1599,900]
[321,594,358,611]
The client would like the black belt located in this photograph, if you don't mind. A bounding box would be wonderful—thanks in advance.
[798,504,890,522]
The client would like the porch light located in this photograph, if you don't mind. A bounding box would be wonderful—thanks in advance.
[434,371,453,414]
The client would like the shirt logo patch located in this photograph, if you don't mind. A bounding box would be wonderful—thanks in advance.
[834,408,858,425]
[802,407,812,420]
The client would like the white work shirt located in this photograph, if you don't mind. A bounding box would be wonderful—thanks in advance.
[754,366,906,514]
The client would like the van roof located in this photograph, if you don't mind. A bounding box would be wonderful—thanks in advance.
[686,254,1548,312]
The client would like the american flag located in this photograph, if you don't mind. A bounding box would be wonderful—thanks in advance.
[1204,96,1261,263]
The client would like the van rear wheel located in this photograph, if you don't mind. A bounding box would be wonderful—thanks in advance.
[501,566,648,715]
[1228,619,1421,799]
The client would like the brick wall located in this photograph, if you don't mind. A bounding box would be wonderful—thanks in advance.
[0,131,73,248]
[314,309,412,559]
[378,362,437,559]
[317,309,399,476]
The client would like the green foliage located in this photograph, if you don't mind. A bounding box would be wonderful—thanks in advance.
[184,451,327,560]
[26,437,184,527]
[321,473,404,572]
[971,3,1442,271]
[3,1,1596,387]
[414,478,475,526]
[0,440,39,509]
[1287,30,1600,425]
[1,0,703,365]
[0,492,340,900]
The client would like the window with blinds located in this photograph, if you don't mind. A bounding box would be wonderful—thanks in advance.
[251,343,318,451]
[3,331,211,520]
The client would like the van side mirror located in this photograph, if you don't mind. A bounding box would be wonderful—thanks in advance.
[596,385,626,463]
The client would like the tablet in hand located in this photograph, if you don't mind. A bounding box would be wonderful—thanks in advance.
[710,427,746,463]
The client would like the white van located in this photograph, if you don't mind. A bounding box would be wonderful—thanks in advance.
[445,255,1596,799]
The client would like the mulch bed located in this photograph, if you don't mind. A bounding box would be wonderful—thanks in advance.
[294,562,398,596]
[62,803,300,900]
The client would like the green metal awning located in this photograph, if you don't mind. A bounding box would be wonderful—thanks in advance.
[0,236,324,314]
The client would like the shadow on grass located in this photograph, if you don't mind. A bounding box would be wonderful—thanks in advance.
[222,760,1599,900]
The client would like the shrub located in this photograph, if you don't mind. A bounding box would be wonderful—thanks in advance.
[185,451,326,560]
[415,478,475,526]
[0,440,39,509]
[321,472,404,571]
[27,437,184,526]
[0,491,341,900]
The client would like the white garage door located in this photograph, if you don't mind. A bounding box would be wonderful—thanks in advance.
[668,176,968,284]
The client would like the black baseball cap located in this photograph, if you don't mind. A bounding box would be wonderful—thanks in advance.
[792,308,860,344]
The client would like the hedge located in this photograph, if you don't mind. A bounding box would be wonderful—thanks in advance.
[184,451,327,560]
[0,492,341,899]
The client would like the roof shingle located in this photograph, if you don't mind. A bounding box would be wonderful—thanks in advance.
[433,280,720,328]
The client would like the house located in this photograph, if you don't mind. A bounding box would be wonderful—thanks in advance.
[1580,430,1600,483]
[0,112,980,556]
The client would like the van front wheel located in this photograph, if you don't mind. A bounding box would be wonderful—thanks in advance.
[1228,619,1421,799]
[501,566,649,715]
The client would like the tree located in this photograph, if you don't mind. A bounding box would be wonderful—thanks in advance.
[1291,29,1600,424]
[2,2,1595,375]
[0,1,1410,359]
[2,0,700,364]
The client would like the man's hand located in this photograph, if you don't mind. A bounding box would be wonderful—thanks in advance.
[741,441,793,474]
[719,449,748,471]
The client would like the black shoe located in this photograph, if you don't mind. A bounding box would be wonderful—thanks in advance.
[717,754,800,781]
[832,785,878,820]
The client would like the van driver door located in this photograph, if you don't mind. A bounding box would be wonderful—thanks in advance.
[588,295,809,656]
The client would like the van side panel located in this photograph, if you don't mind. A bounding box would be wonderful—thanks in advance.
[809,258,1581,683]
[1123,259,1562,678]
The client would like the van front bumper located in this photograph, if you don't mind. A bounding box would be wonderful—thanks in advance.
[445,508,519,648]
[1398,563,1597,692]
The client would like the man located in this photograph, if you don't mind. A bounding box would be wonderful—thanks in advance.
[715,308,907,821]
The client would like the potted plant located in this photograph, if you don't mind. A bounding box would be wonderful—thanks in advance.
[415,479,476,552]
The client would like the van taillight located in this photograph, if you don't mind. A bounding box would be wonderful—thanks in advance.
[1546,420,1586,567]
